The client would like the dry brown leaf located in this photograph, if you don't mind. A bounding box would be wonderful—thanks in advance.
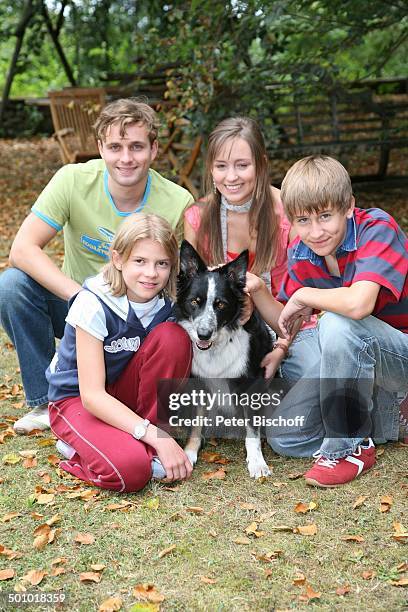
[238,502,256,510]
[361,571,375,580]
[47,454,60,466]
[352,495,368,509]
[270,525,293,532]
[50,567,66,577]
[390,577,408,587]
[209,530,217,538]
[341,534,365,542]
[200,575,217,584]
[185,506,204,514]
[33,534,50,551]
[294,502,317,514]
[80,571,101,583]
[133,583,165,603]
[23,456,37,469]
[287,472,304,480]
[200,451,222,463]
[299,584,321,601]
[2,512,21,522]
[74,532,95,545]
[294,524,317,536]
[336,585,351,596]
[233,536,251,545]
[245,521,259,534]
[98,596,123,611]
[23,569,47,586]
[91,564,106,572]
[380,495,393,513]
[46,513,61,526]
[252,550,283,563]
[0,568,15,580]
[397,562,408,572]
[202,468,226,480]
[293,572,307,586]
[158,544,176,559]
[51,557,67,566]
[36,493,55,505]
[259,511,277,522]
[0,545,22,560]
[105,502,133,511]
[18,449,37,458]
[264,568,273,578]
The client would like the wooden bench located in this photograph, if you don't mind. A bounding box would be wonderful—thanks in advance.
[265,85,408,179]
[48,87,106,164]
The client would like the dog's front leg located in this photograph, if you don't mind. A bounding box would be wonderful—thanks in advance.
[245,423,271,479]
[184,404,204,467]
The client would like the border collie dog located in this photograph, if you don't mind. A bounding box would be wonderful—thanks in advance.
[175,240,273,479]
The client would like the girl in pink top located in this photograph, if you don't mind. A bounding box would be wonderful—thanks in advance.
[184,116,318,381]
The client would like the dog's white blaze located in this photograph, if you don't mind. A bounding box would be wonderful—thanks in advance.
[194,276,217,338]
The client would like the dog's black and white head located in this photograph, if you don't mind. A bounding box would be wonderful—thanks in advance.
[175,240,248,351]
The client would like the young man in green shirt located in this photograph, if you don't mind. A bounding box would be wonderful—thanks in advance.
[0,98,194,434]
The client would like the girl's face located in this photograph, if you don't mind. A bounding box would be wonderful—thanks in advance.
[113,238,171,303]
[211,137,256,206]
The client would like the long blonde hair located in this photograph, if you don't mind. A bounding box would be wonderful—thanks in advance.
[103,213,178,299]
[196,117,278,275]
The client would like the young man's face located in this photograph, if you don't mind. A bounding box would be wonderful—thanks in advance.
[291,198,355,257]
[98,121,158,190]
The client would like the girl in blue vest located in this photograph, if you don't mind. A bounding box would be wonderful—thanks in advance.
[47,213,193,492]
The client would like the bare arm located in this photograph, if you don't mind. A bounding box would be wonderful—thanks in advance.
[76,327,192,482]
[9,213,80,300]
[278,281,380,338]
[245,272,284,334]
[183,215,198,248]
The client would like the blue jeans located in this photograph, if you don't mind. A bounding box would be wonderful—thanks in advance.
[0,268,68,407]
[267,313,404,459]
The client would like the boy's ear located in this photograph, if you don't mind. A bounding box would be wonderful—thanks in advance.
[179,240,207,279]
[346,196,355,219]
[111,250,122,271]
[151,139,158,161]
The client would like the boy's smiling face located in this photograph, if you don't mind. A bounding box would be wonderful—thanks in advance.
[292,198,355,257]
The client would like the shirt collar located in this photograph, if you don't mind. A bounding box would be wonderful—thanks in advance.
[293,215,357,264]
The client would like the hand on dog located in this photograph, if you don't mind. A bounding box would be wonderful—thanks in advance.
[244,272,265,295]
[239,293,254,324]
[261,349,284,379]
[153,432,193,482]
[279,293,313,339]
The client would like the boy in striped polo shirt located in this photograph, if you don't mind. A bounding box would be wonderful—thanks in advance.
[247,155,407,487]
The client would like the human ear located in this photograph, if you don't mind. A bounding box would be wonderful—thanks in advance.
[346,196,355,219]
[151,139,158,161]
[111,250,122,270]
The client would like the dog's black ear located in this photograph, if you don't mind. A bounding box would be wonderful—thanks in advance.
[222,249,249,288]
[179,240,207,279]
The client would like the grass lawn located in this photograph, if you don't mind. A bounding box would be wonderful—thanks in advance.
[0,139,407,611]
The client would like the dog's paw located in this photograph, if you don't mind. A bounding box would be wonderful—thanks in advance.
[247,458,271,479]
[185,448,198,466]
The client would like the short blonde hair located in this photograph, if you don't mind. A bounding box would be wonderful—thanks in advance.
[94,98,159,144]
[281,155,353,221]
[103,213,178,299]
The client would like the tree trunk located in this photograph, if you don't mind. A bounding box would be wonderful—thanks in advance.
[40,0,77,87]
[0,0,35,126]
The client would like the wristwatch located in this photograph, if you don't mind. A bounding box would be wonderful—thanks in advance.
[132,419,150,440]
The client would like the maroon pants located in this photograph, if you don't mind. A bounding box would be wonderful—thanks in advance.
[49,322,192,492]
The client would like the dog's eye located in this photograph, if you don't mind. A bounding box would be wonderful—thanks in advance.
[215,300,227,310]
[190,298,200,307]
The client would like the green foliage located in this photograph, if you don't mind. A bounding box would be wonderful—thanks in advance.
[0,0,407,134]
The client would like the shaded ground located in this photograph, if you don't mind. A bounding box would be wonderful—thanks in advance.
[0,139,407,611]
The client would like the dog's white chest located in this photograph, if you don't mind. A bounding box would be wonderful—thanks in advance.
[192,327,250,378]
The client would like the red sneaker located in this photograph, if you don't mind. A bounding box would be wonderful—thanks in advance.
[304,439,376,487]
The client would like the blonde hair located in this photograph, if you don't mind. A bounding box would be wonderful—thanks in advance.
[94,98,159,144]
[103,213,178,299]
[281,155,353,221]
[196,116,278,275]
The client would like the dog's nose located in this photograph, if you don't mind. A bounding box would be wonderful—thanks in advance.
[197,329,212,341]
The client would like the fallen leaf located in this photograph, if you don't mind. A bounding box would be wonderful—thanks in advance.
[202,468,226,480]
[185,506,204,514]
[2,512,21,522]
[46,513,61,526]
[390,577,408,587]
[2,453,21,465]
[264,568,273,577]
[105,502,133,511]
[397,562,408,572]
[353,495,368,509]
[294,501,318,514]
[200,452,222,463]
[0,568,15,580]
[200,575,217,584]
[336,585,351,596]
[145,498,159,510]
[74,532,95,545]
[36,493,55,505]
[341,535,365,542]
[23,569,47,585]
[238,502,256,510]
[294,524,317,536]
[293,572,307,586]
[361,571,375,580]
[91,564,106,571]
[132,584,165,603]
[51,557,67,566]
[380,495,393,513]
[23,456,37,469]
[33,534,50,551]
[47,454,60,466]
[80,571,101,583]
[99,596,123,611]
[270,525,293,532]
[38,438,56,447]
[158,544,176,558]
[50,567,66,576]
[299,584,321,601]
[233,536,251,545]
[252,550,283,563]
[0,545,22,559]
[18,449,37,458]
[287,472,304,480]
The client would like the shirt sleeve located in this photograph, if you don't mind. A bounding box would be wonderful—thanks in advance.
[353,216,408,300]
[31,165,73,231]
[66,290,108,340]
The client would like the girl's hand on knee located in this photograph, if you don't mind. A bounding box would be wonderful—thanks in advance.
[153,434,193,482]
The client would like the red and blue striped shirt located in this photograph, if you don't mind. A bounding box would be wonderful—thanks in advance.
[279,207,408,333]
